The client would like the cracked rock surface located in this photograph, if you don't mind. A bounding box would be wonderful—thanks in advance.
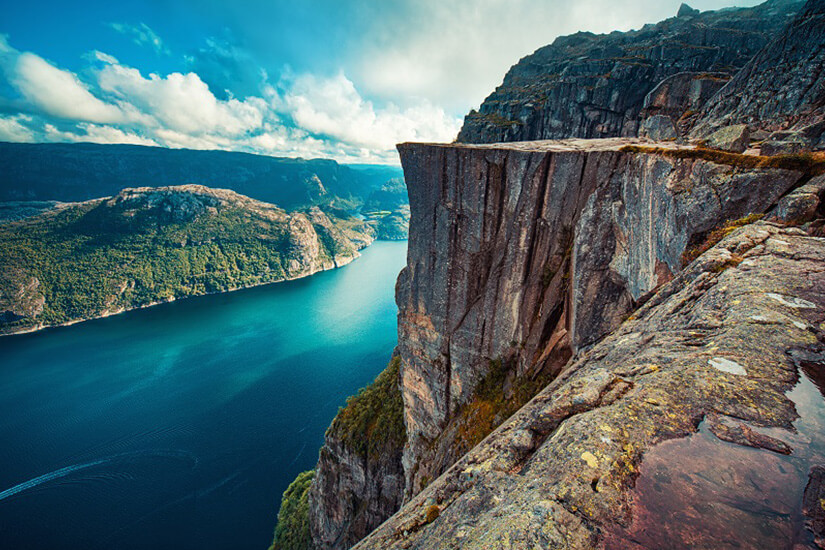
[355,221,825,550]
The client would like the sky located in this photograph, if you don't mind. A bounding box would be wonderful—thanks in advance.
[0,0,762,164]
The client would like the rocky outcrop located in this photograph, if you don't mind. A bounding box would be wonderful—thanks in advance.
[355,219,825,550]
[304,356,406,550]
[691,0,825,140]
[457,0,802,144]
[280,2,825,547]
[394,138,809,496]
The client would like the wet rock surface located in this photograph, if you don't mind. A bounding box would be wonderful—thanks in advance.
[804,466,825,548]
[355,222,825,550]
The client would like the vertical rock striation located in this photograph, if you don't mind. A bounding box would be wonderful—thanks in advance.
[396,138,804,496]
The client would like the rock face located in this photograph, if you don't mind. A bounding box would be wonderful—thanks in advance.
[457,0,802,144]
[305,356,406,550]
[355,220,825,550]
[691,0,825,139]
[280,2,825,548]
[394,138,805,497]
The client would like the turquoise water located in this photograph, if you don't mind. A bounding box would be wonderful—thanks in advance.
[0,241,407,550]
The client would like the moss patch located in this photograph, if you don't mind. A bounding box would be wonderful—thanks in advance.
[328,355,407,460]
[620,145,825,176]
[455,359,557,451]
[270,470,315,550]
[681,213,763,266]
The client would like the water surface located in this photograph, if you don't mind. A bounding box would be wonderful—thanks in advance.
[0,241,407,550]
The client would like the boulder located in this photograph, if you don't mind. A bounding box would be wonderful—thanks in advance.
[705,124,750,153]
[640,115,678,141]
[677,3,700,17]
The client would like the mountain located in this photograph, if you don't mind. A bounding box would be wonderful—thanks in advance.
[272,1,825,549]
[457,0,803,144]
[0,142,399,211]
[0,185,375,335]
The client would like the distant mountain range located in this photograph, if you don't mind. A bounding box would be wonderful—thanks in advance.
[0,142,405,211]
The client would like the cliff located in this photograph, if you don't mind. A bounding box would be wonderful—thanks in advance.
[274,1,825,548]
[457,0,802,144]
[355,217,825,550]
[394,138,816,499]
[0,185,375,334]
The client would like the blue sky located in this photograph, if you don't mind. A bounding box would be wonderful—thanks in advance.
[0,0,761,163]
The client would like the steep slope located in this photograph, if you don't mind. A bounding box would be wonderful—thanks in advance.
[273,1,825,548]
[0,142,395,210]
[0,185,374,335]
[691,0,825,139]
[394,138,816,498]
[355,219,825,550]
[457,0,802,144]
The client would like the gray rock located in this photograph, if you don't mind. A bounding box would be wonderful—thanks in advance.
[677,3,700,17]
[355,222,825,550]
[394,138,803,499]
[705,124,750,152]
[457,1,803,144]
[770,174,825,223]
[692,0,825,137]
[640,115,678,141]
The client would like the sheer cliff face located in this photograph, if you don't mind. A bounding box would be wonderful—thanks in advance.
[357,218,825,550]
[456,0,802,144]
[395,139,804,495]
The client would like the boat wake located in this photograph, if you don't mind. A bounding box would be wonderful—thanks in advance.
[0,450,196,502]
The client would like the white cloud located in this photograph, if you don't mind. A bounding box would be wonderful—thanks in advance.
[0,115,35,142]
[97,62,267,135]
[13,52,124,123]
[0,37,461,163]
[44,122,158,146]
[108,22,168,55]
[280,73,460,150]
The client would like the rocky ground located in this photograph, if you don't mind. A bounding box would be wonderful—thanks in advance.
[354,219,825,550]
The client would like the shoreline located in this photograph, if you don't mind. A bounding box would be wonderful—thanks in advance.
[1,239,404,338]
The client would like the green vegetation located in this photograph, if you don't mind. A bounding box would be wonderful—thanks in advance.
[681,213,764,266]
[455,359,556,452]
[328,355,407,460]
[270,470,315,550]
[620,145,825,176]
[0,186,373,334]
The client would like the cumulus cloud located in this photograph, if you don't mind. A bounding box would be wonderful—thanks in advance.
[0,37,458,163]
[279,73,459,150]
[108,22,168,55]
[97,62,267,135]
[0,115,35,142]
[13,52,124,123]
[44,122,158,146]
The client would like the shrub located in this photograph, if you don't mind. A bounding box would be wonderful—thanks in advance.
[270,470,315,550]
[328,356,407,460]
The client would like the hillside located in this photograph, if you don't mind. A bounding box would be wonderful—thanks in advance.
[0,142,399,211]
[0,185,375,335]
[457,0,803,144]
